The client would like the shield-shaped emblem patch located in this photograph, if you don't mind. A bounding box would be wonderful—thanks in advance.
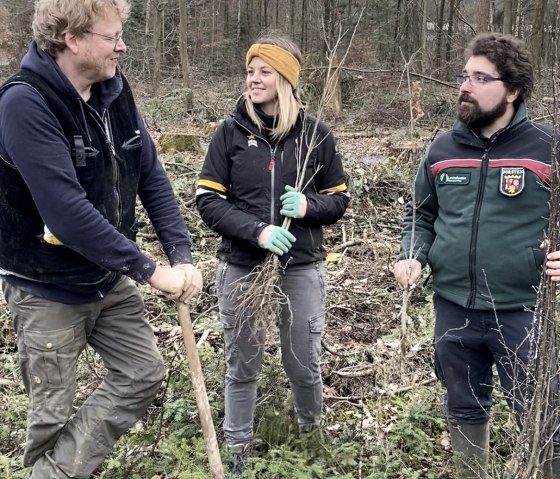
[499,167,525,196]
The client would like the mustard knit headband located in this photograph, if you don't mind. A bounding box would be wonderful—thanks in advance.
[246,43,301,89]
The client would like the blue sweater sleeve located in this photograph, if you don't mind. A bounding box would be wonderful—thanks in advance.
[0,85,190,283]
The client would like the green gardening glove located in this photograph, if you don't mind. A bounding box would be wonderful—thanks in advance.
[280,185,307,219]
[257,225,296,255]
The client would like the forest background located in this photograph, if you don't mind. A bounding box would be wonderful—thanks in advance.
[0,0,559,477]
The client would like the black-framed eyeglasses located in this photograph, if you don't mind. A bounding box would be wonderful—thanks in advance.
[86,30,124,50]
[455,74,502,86]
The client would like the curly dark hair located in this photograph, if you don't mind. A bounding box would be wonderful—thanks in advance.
[466,33,533,105]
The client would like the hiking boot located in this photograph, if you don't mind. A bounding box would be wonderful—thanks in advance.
[228,442,250,477]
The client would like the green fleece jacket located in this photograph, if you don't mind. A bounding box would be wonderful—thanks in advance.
[399,103,554,310]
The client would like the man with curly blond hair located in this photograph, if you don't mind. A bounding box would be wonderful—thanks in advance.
[0,1,203,477]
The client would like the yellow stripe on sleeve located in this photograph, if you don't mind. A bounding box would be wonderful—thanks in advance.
[319,183,347,194]
[196,179,228,193]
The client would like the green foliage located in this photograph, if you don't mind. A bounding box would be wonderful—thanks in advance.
[390,402,445,458]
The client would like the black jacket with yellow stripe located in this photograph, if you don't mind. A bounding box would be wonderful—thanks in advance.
[196,100,349,267]
[399,102,554,310]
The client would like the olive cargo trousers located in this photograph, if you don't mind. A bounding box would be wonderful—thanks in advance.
[3,276,166,478]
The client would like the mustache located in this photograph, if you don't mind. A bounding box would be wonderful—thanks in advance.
[459,93,475,104]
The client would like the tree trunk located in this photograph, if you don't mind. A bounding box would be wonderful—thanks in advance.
[392,0,402,62]
[245,0,251,45]
[223,0,229,37]
[325,56,342,116]
[236,0,242,48]
[150,0,163,95]
[145,0,152,34]
[445,0,456,65]
[530,0,548,69]
[290,0,295,39]
[503,0,513,34]
[322,0,342,116]
[301,0,307,52]
[420,0,429,74]
[177,0,193,110]
[435,0,446,68]
[476,0,491,33]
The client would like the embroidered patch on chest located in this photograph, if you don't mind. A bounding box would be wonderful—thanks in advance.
[499,167,525,196]
[247,134,258,147]
[436,172,471,185]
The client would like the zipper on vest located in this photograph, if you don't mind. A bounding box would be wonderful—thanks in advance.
[102,110,122,229]
[82,103,122,230]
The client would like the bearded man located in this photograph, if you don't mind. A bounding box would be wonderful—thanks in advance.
[394,33,559,478]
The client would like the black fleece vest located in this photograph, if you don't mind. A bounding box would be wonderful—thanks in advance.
[0,69,143,284]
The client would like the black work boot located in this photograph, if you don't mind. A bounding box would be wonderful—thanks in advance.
[449,421,490,479]
[228,442,250,477]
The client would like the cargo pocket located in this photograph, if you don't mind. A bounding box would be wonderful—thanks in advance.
[307,313,324,369]
[309,314,325,334]
[23,326,77,389]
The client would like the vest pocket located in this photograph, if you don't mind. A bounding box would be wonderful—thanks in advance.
[121,134,142,151]
[23,326,77,388]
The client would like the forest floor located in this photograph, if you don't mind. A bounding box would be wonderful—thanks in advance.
[0,72,531,478]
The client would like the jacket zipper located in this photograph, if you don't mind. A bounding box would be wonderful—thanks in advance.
[269,144,278,224]
[466,144,493,308]
[233,119,279,225]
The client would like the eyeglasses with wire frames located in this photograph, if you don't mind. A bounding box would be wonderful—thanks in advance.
[86,30,124,50]
[455,73,502,86]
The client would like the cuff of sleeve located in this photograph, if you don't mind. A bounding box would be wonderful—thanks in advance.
[253,221,269,246]
[167,244,194,266]
[127,256,157,284]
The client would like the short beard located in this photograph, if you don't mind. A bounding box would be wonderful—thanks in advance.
[457,93,508,131]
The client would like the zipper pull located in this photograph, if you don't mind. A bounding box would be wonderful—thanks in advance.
[268,157,275,171]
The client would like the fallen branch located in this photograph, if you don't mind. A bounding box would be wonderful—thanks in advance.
[332,239,364,252]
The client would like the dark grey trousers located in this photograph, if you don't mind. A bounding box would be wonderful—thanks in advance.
[3,276,166,479]
[216,261,326,445]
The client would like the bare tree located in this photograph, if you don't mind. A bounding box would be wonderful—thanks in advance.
[177,0,193,110]
[476,0,492,32]
[435,0,446,69]
[445,0,456,65]
[530,0,548,68]
[420,0,429,74]
[149,0,164,95]
[503,0,513,34]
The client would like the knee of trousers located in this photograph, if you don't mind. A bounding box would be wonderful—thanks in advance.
[112,357,166,399]
[225,356,263,384]
[137,358,166,389]
[285,366,322,388]
[225,370,260,384]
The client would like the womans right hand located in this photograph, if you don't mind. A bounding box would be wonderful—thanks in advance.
[257,225,296,255]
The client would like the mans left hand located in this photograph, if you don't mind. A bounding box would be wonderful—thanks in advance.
[174,263,204,303]
[280,185,307,219]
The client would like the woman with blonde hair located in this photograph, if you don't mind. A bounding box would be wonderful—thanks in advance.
[196,35,349,475]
